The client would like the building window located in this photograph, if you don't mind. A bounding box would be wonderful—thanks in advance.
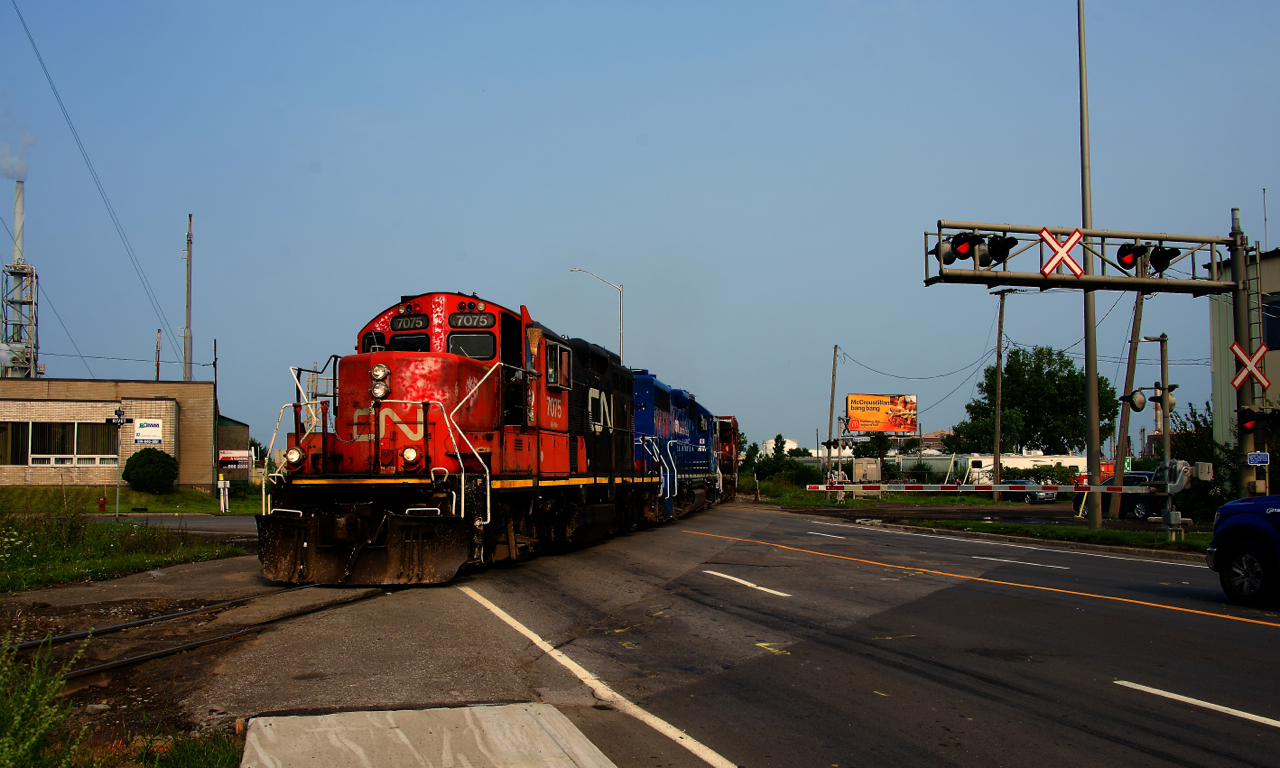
[1264,293,1280,349]
[31,422,75,455]
[0,422,28,465]
[76,423,118,456]
[20,421,120,466]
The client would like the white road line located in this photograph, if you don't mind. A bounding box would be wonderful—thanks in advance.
[1114,680,1280,728]
[702,570,792,597]
[972,556,1070,570]
[807,520,1206,569]
[458,586,737,768]
[808,531,845,539]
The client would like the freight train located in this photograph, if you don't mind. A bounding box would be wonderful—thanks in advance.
[257,291,739,585]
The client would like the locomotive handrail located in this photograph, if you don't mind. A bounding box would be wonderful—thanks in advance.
[290,366,330,440]
[263,404,292,515]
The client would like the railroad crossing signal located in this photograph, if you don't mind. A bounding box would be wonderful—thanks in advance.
[1230,342,1271,390]
[1116,243,1147,272]
[1038,228,1084,277]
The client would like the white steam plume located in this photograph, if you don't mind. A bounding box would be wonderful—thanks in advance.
[0,132,35,181]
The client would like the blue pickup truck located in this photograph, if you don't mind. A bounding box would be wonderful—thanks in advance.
[1208,496,1280,606]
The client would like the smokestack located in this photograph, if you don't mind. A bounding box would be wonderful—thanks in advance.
[12,180,23,265]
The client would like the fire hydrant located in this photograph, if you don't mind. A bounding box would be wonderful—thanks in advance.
[97,497,107,513]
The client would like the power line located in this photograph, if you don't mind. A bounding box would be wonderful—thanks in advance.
[0,211,94,377]
[839,346,995,381]
[43,351,212,366]
[919,348,998,416]
[10,0,182,358]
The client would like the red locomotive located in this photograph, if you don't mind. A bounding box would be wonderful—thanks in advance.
[258,291,738,585]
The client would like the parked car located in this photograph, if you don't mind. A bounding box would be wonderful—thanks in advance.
[1004,488,1058,504]
[1071,471,1160,519]
[1208,496,1280,606]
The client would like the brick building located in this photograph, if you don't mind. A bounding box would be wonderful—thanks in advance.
[0,378,247,492]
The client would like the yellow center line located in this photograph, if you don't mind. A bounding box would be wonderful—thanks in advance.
[682,530,1280,630]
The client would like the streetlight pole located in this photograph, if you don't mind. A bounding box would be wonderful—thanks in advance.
[569,268,623,366]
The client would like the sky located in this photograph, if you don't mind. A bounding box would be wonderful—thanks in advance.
[1,1,1276,454]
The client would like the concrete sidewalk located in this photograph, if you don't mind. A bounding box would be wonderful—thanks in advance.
[240,703,616,768]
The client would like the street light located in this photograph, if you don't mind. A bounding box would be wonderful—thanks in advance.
[569,268,623,366]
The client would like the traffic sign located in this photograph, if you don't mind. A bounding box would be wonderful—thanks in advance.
[1039,228,1084,278]
[1124,456,1132,472]
[1230,341,1271,390]
[1247,452,1270,466]
[849,436,871,443]
[105,417,133,426]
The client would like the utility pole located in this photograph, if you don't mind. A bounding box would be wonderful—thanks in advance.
[1157,334,1174,534]
[826,344,838,489]
[1110,292,1145,518]
[1078,0,1103,532]
[1231,208,1255,496]
[991,290,1018,501]
[183,214,193,382]
[155,329,161,382]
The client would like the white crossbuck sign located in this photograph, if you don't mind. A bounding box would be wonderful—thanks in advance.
[1230,341,1271,390]
[1039,228,1085,277]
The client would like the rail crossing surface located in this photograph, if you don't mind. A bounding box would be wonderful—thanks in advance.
[240,704,615,768]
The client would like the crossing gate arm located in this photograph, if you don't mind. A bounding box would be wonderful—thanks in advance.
[805,484,1157,493]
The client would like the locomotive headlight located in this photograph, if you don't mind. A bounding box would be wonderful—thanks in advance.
[370,363,391,381]
[285,447,305,465]
[370,380,391,400]
[402,446,419,463]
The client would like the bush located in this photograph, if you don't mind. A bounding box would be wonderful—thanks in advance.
[1001,464,1078,486]
[122,448,179,494]
[0,630,83,768]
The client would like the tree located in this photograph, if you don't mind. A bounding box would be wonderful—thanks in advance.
[787,446,812,457]
[122,447,179,494]
[943,346,1117,455]
[1167,401,1234,520]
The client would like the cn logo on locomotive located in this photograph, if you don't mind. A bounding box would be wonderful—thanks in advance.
[349,405,424,442]
[588,388,613,434]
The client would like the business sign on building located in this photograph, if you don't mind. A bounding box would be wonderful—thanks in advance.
[218,450,251,470]
[845,394,918,433]
[133,419,164,444]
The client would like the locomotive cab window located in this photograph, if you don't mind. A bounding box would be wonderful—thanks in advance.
[388,333,430,352]
[448,332,495,360]
[360,331,386,353]
[546,343,572,389]
[698,415,708,434]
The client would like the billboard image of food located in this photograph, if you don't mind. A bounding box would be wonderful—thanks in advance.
[845,394,917,433]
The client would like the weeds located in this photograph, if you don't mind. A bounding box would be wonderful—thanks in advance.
[0,511,245,593]
[0,629,84,768]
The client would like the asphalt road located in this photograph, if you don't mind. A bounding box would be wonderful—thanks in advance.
[192,503,1280,767]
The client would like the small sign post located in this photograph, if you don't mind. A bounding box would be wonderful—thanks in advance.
[1247,452,1270,467]
[1124,456,1132,472]
[110,409,131,521]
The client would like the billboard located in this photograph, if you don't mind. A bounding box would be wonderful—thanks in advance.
[218,450,251,470]
[133,418,163,444]
[845,394,917,434]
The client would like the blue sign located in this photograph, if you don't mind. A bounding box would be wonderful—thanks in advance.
[1247,452,1270,466]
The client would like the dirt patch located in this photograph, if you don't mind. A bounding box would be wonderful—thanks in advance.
[3,596,266,740]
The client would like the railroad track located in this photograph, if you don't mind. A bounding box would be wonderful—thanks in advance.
[7,585,386,680]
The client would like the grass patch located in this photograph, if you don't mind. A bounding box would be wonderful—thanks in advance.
[902,519,1210,552]
[743,477,1029,508]
[0,485,261,516]
[0,511,246,593]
